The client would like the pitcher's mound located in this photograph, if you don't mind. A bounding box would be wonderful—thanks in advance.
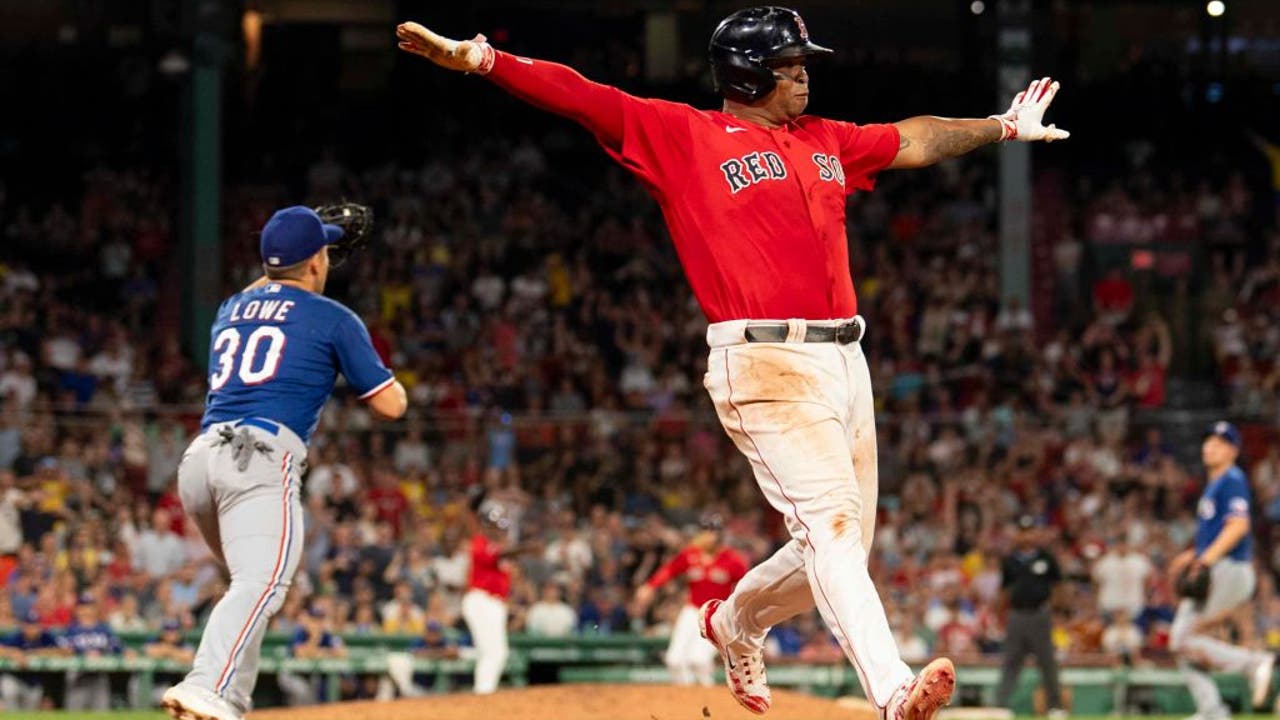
[250,684,878,720]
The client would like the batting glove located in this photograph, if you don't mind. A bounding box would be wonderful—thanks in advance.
[396,22,495,75]
[989,76,1070,142]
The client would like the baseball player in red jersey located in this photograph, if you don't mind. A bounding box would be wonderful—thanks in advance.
[634,513,748,687]
[461,504,540,695]
[398,6,1068,717]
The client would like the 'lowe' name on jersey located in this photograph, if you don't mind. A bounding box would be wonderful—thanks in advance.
[201,283,394,443]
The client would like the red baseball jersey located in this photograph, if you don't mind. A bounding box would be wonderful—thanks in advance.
[467,533,511,599]
[487,52,900,323]
[646,545,749,607]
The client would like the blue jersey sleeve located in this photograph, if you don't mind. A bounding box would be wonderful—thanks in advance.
[1219,471,1251,519]
[290,628,309,651]
[331,312,395,399]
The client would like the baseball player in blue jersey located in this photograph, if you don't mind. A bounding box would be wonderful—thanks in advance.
[1168,421,1274,720]
[161,205,407,720]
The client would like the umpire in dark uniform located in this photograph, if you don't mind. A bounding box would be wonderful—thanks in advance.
[995,515,1065,715]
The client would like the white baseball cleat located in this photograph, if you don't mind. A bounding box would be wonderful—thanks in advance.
[1250,653,1275,708]
[161,683,243,720]
[889,658,956,720]
[699,598,771,715]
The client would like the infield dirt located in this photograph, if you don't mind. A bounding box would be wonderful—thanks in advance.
[249,684,877,720]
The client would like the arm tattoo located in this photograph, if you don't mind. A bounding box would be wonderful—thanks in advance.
[930,122,999,158]
[899,135,912,150]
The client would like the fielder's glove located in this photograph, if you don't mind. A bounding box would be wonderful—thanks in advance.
[989,76,1071,143]
[314,201,373,267]
[396,22,495,75]
[1176,562,1212,603]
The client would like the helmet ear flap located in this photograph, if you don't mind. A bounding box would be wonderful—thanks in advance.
[710,51,776,103]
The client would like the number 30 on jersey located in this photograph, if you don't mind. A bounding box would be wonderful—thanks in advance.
[209,326,287,389]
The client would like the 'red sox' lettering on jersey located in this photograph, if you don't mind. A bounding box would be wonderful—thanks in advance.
[720,151,789,194]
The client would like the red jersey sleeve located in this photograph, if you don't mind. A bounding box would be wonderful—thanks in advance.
[646,547,693,589]
[826,120,901,193]
[601,96,694,195]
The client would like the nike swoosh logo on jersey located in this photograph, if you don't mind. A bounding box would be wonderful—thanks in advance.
[725,126,747,133]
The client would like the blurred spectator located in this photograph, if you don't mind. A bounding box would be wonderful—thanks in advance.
[133,618,194,707]
[279,605,347,706]
[578,587,630,635]
[381,581,426,635]
[0,610,65,710]
[1102,608,1144,665]
[60,594,126,710]
[525,583,577,637]
[1092,537,1153,618]
[133,509,185,578]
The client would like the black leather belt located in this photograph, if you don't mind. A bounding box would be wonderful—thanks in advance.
[743,318,865,345]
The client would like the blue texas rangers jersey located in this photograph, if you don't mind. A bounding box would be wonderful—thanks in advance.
[1195,465,1252,562]
[201,282,394,443]
[60,622,123,655]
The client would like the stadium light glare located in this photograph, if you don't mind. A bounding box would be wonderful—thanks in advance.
[970,0,986,14]
[1206,1,1225,17]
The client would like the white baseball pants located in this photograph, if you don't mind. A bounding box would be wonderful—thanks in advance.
[665,604,718,686]
[177,420,307,715]
[461,589,509,694]
[702,318,913,711]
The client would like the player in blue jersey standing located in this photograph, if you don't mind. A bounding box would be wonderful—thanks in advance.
[161,205,407,720]
[1168,421,1275,720]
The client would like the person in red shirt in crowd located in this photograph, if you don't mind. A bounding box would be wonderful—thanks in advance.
[461,502,541,695]
[634,512,748,687]
[397,6,1067,717]
[367,468,409,537]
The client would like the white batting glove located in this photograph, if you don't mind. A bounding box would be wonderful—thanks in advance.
[989,76,1070,142]
[396,22,495,75]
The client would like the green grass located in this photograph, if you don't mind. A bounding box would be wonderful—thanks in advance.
[0,713,162,720]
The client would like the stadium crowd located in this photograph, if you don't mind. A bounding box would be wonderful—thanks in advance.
[0,123,1277,707]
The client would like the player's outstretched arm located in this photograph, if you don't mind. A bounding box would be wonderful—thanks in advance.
[396,21,625,148]
[889,76,1070,169]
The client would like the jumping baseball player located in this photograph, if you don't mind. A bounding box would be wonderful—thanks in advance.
[461,503,540,695]
[397,6,1067,717]
[161,205,407,720]
[1168,422,1274,719]
[634,512,748,687]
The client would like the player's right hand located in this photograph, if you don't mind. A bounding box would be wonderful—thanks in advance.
[396,22,495,75]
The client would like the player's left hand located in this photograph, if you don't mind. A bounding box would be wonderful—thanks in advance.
[396,22,495,75]
[990,76,1071,143]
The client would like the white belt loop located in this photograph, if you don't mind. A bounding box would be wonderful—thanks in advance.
[785,318,806,343]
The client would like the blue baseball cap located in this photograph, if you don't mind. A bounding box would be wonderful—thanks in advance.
[260,206,345,268]
[1205,421,1242,448]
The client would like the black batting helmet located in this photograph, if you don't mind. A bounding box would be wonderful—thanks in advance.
[709,6,833,104]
